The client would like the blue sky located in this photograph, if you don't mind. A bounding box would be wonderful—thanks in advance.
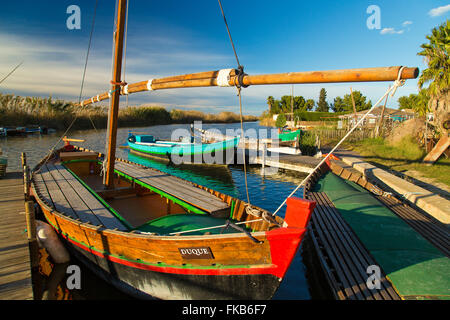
[0,0,449,115]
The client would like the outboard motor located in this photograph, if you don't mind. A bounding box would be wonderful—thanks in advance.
[128,134,136,143]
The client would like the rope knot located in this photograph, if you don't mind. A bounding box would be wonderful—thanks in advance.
[390,66,406,98]
[234,65,248,89]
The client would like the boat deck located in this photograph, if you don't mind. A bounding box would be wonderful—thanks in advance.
[114,161,230,215]
[33,163,129,231]
[306,191,400,300]
[310,172,450,300]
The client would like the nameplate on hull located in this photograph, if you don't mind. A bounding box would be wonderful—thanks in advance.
[178,247,214,259]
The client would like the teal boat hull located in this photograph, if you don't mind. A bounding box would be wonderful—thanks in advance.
[127,135,240,165]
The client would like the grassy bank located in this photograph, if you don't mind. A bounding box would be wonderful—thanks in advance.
[342,136,450,187]
[0,93,258,130]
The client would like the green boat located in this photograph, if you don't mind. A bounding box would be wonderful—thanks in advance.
[278,129,302,142]
[127,133,240,165]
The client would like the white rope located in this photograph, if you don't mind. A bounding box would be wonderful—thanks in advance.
[271,67,407,216]
[147,79,154,91]
[217,68,233,87]
[167,218,263,236]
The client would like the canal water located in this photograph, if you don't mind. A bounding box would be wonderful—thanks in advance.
[0,122,316,300]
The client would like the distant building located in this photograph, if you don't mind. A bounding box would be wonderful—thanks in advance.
[338,106,415,127]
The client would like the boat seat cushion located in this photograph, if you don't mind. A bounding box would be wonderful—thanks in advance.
[134,214,243,236]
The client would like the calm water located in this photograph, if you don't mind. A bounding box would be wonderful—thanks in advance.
[0,122,313,300]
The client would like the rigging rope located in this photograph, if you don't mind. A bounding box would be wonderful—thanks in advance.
[217,0,241,69]
[0,61,23,85]
[271,67,407,217]
[39,0,100,168]
[78,0,100,132]
[217,0,250,204]
[122,0,130,108]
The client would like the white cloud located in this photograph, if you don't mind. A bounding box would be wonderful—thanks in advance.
[380,28,404,35]
[428,4,450,17]
[402,21,413,26]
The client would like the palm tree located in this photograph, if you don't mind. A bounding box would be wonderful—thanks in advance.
[267,96,275,114]
[417,20,450,134]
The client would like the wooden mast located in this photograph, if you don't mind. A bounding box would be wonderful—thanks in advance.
[105,0,127,189]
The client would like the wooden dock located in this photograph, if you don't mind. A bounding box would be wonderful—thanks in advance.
[0,171,33,300]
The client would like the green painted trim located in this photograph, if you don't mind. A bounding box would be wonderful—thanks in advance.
[62,159,99,165]
[62,165,133,230]
[229,200,235,219]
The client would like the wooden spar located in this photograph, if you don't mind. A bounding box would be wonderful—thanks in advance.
[105,0,127,189]
[78,66,418,107]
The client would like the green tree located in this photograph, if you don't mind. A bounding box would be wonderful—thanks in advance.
[275,113,287,128]
[397,90,430,116]
[305,99,315,111]
[331,96,346,112]
[316,88,329,112]
[343,90,372,112]
[418,20,450,98]
[267,96,275,114]
[417,20,450,134]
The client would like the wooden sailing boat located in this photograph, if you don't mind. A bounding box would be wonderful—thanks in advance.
[29,0,418,300]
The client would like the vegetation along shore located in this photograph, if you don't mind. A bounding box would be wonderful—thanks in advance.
[0,93,258,131]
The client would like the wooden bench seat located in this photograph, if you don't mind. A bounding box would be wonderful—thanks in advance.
[114,161,230,215]
[33,163,128,231]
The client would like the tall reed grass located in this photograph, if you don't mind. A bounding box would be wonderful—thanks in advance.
[0,94,258,130]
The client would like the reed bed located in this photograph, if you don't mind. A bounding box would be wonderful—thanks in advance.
[0,94,258,130]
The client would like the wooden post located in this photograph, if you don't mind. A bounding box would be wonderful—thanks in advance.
[25,201,40,271]
[350,87,357,128]
[23,165,30,201]
[21,152,27,168]
[375,86,390,137]
[25,201,36,241]
[105,0,128,189]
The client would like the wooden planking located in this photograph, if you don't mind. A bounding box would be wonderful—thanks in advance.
[34,164,127,231]
[115,161,229,213]
[52,164,127,231]
[114,161,227,209]
[0,172,33,300]
[37,165,80,220]
[307,191,400,300]
[44,164,103,226]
